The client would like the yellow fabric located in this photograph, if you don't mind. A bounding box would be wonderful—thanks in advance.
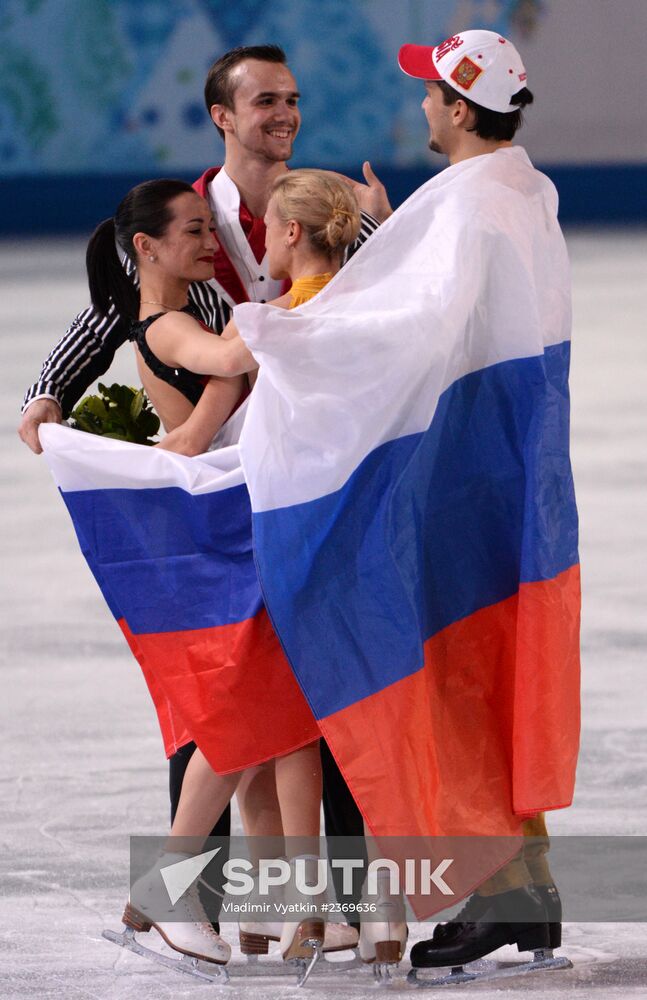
[521,814,553,886]
[478,814,553,895]
[288,272,333,309]
[477,855,531,896]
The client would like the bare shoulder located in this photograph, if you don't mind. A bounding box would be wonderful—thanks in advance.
[268,292,292,310]
[147,310,204,335]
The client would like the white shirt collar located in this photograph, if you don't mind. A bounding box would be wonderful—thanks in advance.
[207,168,280,303]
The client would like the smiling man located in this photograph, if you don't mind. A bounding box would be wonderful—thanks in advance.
[193,47,303,311]
[206,51,301,192]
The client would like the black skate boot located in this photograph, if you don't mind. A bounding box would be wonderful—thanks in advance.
[419,890,489,949]
[534,882,562,948]
[406,884,575,986]
[410,885,550,970]
[420,881,563,952]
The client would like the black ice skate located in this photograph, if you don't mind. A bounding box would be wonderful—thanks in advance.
[535,882,564,948]
[407,884,572,987]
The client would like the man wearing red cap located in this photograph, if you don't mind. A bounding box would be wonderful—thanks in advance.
[399,29,533,169]
[397,30,574,982]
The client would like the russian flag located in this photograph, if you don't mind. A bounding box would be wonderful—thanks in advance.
[234,147,580,845]
[39,426,319,772]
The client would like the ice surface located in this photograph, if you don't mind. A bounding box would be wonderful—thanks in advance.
[1,231,646,997]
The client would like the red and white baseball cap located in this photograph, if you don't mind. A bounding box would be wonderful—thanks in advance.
[398,29,528,113]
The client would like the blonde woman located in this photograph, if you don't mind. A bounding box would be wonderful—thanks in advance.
[154,168,361,454]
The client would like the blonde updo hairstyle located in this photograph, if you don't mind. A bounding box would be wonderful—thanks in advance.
[270,169,361,259]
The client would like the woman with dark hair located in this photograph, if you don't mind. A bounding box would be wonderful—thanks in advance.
[83,174,363,972]
[86,179,245,438]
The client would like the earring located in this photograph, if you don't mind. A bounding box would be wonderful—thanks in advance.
[149,255,156,262]
[284,241,290,249]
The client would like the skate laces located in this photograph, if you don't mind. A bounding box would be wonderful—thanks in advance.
[181,885,223,941]
[448,893,488,928]
[198,922,225,944]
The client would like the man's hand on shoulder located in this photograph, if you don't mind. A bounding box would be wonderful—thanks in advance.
[336,161,393,223]
[18,399,62,454]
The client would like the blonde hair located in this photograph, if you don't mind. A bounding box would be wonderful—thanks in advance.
[270,169,361,257]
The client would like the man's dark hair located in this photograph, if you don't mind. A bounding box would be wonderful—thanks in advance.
[436,79,534,141]
[204,45,287,140]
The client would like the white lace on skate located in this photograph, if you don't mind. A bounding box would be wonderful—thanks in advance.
[156,883,231,963]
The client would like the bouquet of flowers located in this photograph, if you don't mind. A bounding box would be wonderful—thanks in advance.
[70,383,160,445]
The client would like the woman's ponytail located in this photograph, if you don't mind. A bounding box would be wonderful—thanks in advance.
[86,217,139,319]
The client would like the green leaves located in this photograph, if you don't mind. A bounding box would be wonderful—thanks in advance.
[70,383,160,445]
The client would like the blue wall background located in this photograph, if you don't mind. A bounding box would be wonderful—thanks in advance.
[1,0,645,231]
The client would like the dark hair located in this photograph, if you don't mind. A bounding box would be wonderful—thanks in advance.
[86,178,196,319]
[204,45,287,139]
[436,79,534,141]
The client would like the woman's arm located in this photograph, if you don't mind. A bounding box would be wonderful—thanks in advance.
[156,374,246,455]
[147,311,257,377]
[219,316,239,341]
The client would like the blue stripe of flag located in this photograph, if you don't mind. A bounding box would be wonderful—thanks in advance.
[252,343,579,719]
[60,482,262,634]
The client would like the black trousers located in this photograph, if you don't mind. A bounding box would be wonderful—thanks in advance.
[321,739,367,930]
[169,739,365,928]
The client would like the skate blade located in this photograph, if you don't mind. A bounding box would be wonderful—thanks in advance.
[287,942,323,987]
[323,947,363,971]
[229,947,360,978]
[284,938,321,986]
[373,960,399,986]
[102,926,230,985]
[233,954,299,978]
[407,949,573,988]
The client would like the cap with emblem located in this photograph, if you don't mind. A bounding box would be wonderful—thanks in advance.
[398,29,527,114]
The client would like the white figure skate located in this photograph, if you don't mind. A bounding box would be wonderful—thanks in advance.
[278,855,326,986]
[358,869,407,984]
[103,852,230,984]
